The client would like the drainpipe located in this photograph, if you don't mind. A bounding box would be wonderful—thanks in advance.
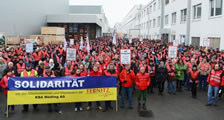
[186,0,192,45]
[160,0,165,41]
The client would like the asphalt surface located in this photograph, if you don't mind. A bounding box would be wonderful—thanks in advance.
[0,86,224,120]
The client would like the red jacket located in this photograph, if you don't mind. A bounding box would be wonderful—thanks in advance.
[80,69,88,76]
[135,72,150,90]
[43,71,55,77]
[207,69,223,87]
[189,70,200,83]
[17,63,26,75]
[104,70,118,76]
[64,66,73,76]
[72,74,84,77]
[0,75,15,95]
[89,71,102,76]
[119,69,135,88]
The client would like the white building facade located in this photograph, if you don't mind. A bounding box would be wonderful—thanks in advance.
[116,0,224,50]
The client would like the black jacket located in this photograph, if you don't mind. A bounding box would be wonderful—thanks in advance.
[156,66,168,82]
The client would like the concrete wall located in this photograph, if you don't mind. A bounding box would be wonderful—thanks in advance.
[69,5,102,14]
[0,0,69,37]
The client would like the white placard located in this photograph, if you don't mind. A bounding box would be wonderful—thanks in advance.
[70,39,74,46]
[129,38,132,44]
[66,48,76,61]
[168,46,177,58]
[203,38,210,47]
[120,49,131,64]
[26,43,33,53]
[173,40,178,46]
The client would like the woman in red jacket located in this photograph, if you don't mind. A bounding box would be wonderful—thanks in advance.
[135,67,150,110]
[0,70,15,115]
[119,64,135,109]
[189,65,200,98]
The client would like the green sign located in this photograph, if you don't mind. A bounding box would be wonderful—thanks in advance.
[0,34,5,45]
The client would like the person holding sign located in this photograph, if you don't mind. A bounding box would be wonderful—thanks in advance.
[73,68,84,112]
[119,64,135,109]
[135,67,150,110]
[43,66,61,113]
[21,63,38,112]
[104,64,118,112]
[86,66,103,111]
[0,70,15,116]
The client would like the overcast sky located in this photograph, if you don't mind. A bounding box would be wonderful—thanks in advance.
[69,0,149,27]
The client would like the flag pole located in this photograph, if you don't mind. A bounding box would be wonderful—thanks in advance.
[116,100,118,112]
[6,97,9,118]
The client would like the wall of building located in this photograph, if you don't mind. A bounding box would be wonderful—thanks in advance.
[0,0,69,37]
[69,5,102,14]
[117,0,224,50]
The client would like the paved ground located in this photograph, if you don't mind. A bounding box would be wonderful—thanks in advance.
[0,86,224,120]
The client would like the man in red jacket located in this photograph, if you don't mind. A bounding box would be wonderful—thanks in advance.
[0,70,15,115]
[206,64,224,106]
[119,64,135,109]
[87,66,103,111]
[103,64,118,112]
[72,68,84,112]
[135,67,150,110]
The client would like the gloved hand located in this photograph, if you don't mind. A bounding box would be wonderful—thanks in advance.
[124,80,127,83]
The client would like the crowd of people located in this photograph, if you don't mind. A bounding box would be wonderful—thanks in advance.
[0,37,224,116]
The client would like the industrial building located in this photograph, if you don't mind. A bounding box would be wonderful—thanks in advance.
[0,0,110,40]
[115,0,224,50]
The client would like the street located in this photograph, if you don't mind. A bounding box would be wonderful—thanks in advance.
[1,87,224,120]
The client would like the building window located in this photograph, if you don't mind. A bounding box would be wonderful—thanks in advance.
[158,16,161,27]
[150,5,152,14]
[153,2,156,11]
[165,15,169,25]
[165,0,169,5]
[149,20,152,28]
[181,8,187,22]
[147,8,149,15]
[171,35,176,41]
[210,0,222,16]
[172,12,176,24]
[193,4,202,19]
[153,19,156,28]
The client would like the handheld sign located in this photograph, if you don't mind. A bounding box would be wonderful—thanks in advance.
[26,43,33,53]
[203,38,210,47]
[70,39,74,46]
[173,40,178,46]
[120,49,131,64]
[168,46,177,58]
[66,48,76,61]
[129,38,132,44]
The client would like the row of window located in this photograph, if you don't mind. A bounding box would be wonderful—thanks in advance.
[138,0,222,28]
[166,0,222,25]
[136,16,161,29]
[137,0,161,19]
